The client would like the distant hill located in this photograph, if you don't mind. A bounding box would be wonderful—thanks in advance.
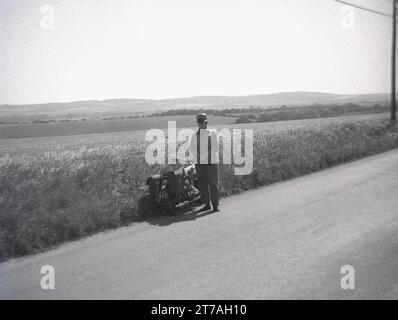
[0,92,389,122]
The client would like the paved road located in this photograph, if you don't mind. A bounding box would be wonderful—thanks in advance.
[1,149,398,299]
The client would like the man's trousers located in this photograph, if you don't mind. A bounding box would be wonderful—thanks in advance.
[196,164,219,207]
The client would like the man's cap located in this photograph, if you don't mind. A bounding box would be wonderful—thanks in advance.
[196,113,207,122]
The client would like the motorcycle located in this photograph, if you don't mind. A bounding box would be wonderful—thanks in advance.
[140,163,201,216]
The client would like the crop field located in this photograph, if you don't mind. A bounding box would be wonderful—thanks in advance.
[0,115,236,139]
[0,113,397,261]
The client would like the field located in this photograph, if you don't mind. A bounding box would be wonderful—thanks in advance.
[0,115,236,139]
[0,114,397,261]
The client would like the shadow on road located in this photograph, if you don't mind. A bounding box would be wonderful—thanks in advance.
[144,205,215,227]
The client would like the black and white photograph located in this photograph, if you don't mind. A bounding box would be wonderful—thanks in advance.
[0,0,397,305]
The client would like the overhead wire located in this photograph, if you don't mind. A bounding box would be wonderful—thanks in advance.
[330,0,392,17]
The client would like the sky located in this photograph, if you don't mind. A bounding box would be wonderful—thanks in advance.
[0,0,393,105]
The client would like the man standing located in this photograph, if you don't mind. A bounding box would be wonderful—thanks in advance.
[189,113,220,212]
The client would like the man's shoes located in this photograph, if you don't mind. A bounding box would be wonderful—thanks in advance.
[200,205,211,212]
[213,206,220,212]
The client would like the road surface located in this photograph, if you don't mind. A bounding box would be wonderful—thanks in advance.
[1,149,398,299]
